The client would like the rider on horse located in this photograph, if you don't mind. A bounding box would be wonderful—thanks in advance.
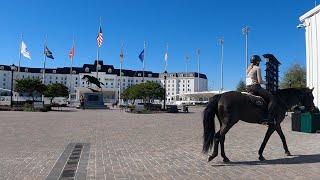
[246,55,276,125]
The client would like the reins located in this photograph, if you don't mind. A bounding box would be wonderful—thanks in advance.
[274,92,290,115]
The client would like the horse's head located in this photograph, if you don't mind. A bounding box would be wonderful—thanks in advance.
[299,87,315,112]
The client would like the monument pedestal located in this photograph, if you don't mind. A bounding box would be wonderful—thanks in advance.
[83,92,106,109]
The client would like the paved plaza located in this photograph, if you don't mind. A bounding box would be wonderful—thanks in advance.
[0,106,319,180]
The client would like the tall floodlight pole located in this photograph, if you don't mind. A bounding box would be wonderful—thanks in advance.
[242,26,250,72]
[219,37,224,92]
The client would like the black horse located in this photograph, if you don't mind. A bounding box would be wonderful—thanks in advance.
[203,88,315,162]
[82,75,104,90]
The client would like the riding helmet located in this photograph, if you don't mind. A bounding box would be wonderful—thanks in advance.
[250,55,262,63]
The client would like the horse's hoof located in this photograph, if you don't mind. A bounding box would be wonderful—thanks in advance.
[208,156,215,162]
[285,151,292,156]
[223,158,230,162]
[259,156,266,161]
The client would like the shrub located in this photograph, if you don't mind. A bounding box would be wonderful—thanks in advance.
[0,105,23,111]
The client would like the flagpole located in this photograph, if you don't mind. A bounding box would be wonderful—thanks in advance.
[220,37,224,92]
[42,35,48,102]
[165,43,168,72]
[69,37,74,103]
[119,43,124,105]
[96,17,101,79]
[18,34,23,79]
[197,48,200,92]
[185,54,188,94]
[143,41,146,82]
[96,47,100,78]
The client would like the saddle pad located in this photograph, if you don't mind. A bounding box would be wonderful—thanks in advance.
[241,92,266,106]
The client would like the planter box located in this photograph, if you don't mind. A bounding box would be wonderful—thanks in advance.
[301,112,320,133]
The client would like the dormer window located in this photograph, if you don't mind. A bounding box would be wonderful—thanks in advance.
[108,68,112,73]
[121,72,124,76]
[170,74,174,77]
[85,67,89,72]
[72,70,76,74]
[180,74,184,77]
[189,73,194,77]
[40,69,44,73]
[25,68,28,72]
[0,66,4,70]
[148,74,152,77]
[53,70,56,73]
[97,64,101,70]
[138,73,141,77]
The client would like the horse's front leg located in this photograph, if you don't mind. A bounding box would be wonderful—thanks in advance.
[275,125,291,156]
[258,125,276,161]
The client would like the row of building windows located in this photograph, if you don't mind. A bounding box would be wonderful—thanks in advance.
[166,80,191,83]
[2,76,79,81]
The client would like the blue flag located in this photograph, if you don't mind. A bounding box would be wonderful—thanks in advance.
[45,46,54,59]
[138,49,144,62]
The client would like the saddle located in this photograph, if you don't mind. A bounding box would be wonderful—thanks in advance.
[241,92,267,107]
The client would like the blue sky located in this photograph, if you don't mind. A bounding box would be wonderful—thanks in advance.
[0,0,315,90]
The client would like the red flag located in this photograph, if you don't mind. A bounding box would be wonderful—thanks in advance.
[69,45,74,58]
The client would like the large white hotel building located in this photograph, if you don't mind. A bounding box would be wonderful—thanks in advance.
[0,60,208,103]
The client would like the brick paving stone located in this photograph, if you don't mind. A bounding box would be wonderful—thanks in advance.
[0,107,319,179]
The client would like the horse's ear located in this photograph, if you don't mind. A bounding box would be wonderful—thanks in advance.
[311,87,314,92]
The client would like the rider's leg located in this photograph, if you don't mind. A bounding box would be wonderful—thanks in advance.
[259,88,276,124]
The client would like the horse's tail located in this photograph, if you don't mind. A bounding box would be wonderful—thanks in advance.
[202,94,221,154]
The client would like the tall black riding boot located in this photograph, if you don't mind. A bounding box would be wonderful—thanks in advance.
[263,102,276,125]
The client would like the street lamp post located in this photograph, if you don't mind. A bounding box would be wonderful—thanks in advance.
[163,71,167,110]
[10,64,16,107]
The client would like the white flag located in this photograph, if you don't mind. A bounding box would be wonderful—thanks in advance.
[21,41,31,59]
[165,51,168,62]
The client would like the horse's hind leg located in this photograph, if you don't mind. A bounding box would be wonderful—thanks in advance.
[275,125,291,156]
[208,130,220,162]
[219,123,233,162]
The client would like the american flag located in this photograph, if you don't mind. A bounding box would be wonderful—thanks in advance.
[120,49,124,63]
[69,45,75,59]
[96,26,103,47]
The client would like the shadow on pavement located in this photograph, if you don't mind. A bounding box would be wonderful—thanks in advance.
[211,154,320,166]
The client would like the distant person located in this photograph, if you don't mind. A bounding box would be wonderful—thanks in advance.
[80,95,85,110]
[124,100,129,112]
[246,55,276,125]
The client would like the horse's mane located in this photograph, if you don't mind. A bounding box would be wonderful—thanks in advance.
[275,88,308,96]
[274,88,310,108]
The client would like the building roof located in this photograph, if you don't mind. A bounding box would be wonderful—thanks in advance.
[0,61,205,79]
[299,4,320,21]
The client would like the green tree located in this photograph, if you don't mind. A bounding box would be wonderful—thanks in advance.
[236,79,246,92]
[140,81,165,102]
[121,81,164,103]
[44,83,69,104]
[15,78,47,101]
[280,63,306,88]
[121,85,138,104]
